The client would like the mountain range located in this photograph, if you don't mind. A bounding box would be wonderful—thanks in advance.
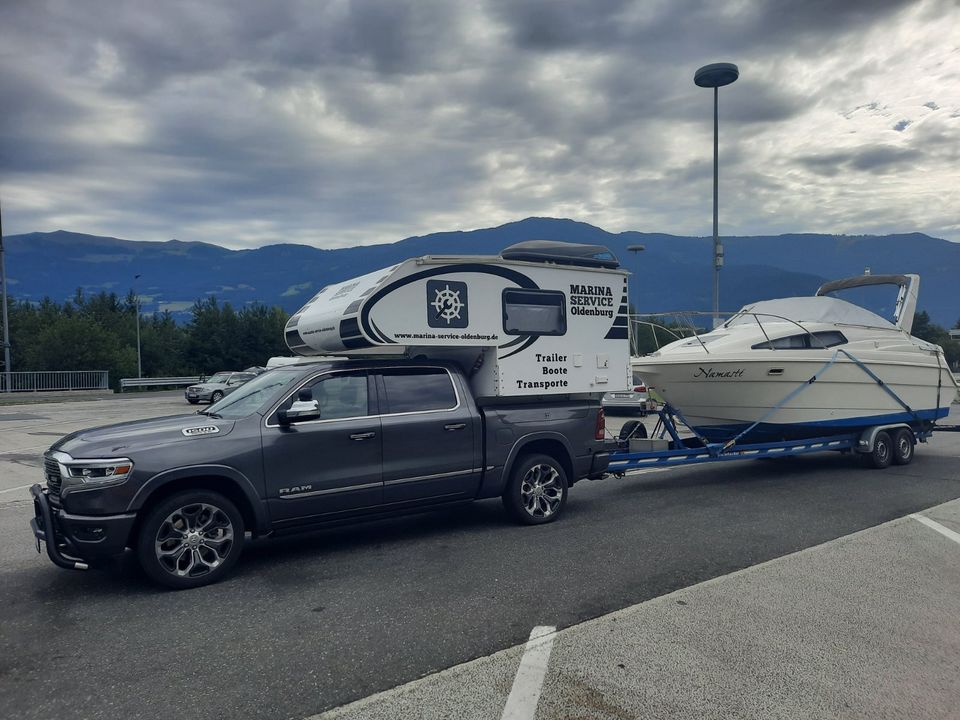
[4,218,959,327]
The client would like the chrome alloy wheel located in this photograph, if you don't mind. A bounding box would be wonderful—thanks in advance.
[520,464,563,519]
[154,503,235,578]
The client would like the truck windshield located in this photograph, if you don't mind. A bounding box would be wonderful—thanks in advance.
[204,370,300,419]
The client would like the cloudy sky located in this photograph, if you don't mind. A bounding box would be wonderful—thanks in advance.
[1,0,958,248]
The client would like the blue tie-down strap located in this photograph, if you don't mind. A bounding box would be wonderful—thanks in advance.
[723,351,842,451]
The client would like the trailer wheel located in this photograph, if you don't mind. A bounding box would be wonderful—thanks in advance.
[892,428,914,465]
[502,453,568,525]
[865,431,893,469]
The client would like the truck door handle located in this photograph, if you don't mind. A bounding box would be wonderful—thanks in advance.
[350,432,376,441]
[444,423,466,431]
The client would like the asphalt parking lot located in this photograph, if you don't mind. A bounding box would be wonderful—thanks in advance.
[1,395,959,719]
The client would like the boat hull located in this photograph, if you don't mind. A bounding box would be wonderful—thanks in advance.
[634,353,954,442]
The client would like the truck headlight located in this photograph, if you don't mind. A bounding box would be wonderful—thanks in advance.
[63,459,134,488]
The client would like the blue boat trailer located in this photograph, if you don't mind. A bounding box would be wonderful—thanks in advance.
[606,404,947,475]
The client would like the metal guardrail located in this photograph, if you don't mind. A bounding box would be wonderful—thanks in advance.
[119,376,200,391]
[0,370,110,393]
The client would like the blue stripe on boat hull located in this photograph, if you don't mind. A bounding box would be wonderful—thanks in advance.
[693,407,949,443]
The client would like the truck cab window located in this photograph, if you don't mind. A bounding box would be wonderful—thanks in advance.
[381,368,457,413]
[275,373,369,422]
[502,289,566,336]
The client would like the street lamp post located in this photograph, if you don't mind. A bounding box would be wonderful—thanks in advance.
[0,215,11,393]
[694,62,739,327]
[627,244,645,356]
[133,274,142,378]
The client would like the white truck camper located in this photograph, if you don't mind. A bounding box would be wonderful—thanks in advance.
[283,241,631,397]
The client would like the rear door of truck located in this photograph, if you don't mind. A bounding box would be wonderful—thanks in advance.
[375,366,480,504]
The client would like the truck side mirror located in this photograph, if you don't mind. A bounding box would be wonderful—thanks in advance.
[278,387,321,425]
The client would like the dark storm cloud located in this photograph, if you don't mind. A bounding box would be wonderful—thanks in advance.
[491,0,917,57]
[798,145,923,176]
[0,67,96,172]
[0,0,957,246]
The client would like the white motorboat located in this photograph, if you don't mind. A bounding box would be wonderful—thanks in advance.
[633,274,959,443]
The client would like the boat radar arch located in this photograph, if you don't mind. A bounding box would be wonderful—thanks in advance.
[816,273,919,334]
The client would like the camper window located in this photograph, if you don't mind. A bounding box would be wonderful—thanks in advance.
[502,289,566,336]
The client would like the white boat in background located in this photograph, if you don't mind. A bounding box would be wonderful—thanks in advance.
[634,274,959,443]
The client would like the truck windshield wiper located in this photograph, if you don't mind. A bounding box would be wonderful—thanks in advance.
[198,409,222,419]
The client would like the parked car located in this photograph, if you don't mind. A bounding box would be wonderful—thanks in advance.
[31,359,610,588]
[184,371,257,404]
[602,372,651,416]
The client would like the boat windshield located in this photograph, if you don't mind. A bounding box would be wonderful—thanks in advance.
[726,296,895,329]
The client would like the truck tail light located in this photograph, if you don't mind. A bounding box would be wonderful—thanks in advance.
[595,407,605,440]
[634,385,646,393]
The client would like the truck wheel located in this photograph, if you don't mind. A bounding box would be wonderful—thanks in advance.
[210,391,224,403]
[502,453,568,525]
[136,491,244,589]
[892,428,914,465]
[864,431,893,469]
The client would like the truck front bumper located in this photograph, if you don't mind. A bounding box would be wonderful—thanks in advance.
[30,484,136,570]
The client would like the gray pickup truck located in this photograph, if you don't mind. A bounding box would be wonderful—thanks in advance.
[31,359,610,589]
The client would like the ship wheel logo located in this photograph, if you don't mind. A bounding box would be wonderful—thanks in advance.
[431,285,463,323]
[426,279,469,328]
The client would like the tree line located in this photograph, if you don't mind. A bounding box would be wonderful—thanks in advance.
[911,311,960,369]
[4,290,290,387]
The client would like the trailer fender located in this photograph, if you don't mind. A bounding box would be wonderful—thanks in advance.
[856,423,912,454]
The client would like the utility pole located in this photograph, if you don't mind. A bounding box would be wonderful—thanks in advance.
[133,274,142,378]
[0,202,11,393]
[627,244,646,356]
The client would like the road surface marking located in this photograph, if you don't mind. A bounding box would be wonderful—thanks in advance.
[0,444,48,455]
[0,484,34,495]
[501,626,556,720]
[910,514,960,545]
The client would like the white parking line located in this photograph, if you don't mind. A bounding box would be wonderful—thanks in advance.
[0,444,48,456]
[501,626,557,720]
[0,484,34,495]
[910,514,960,545]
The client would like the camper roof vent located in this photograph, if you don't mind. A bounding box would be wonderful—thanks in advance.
[500,240,620,269]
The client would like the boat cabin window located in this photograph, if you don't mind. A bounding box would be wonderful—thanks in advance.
[751,330,847,350]
[502,289,566,336]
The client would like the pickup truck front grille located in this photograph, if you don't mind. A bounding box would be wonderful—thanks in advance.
[44,457,63,504]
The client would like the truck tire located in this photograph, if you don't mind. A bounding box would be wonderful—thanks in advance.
[502,453,568,525]
[892,428,914,465]
[136,490,244,589]
[864,431,893,469]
